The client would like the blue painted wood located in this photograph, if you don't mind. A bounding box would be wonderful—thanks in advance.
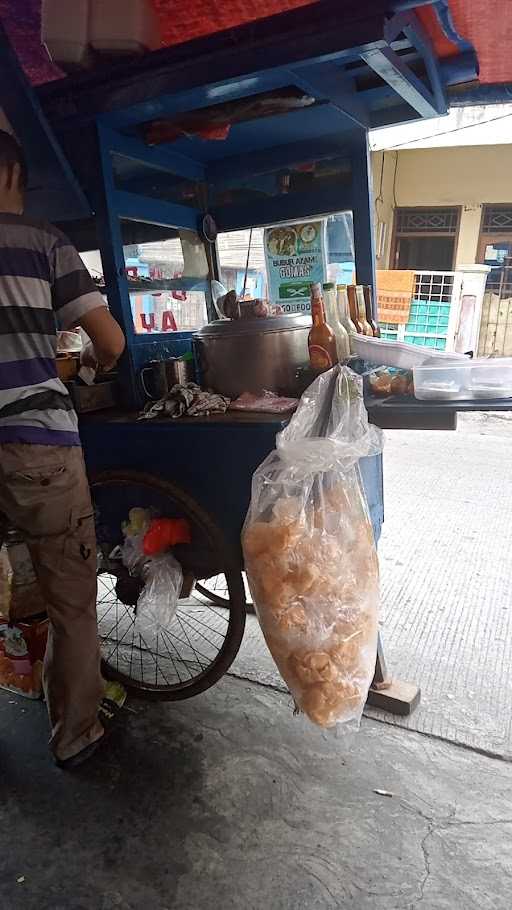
[98,71,299,132]
[0,22,91,221]
[39,3,390,128]
[207,133,352,183]
[290,62,370,129]
[449,83,512,105]
[431,0,472,52]
[369,103,422,129]
[350,132,377,294]
[361,46,443,117]
[385,11,447,115]
[113,189,201,232]
[94,127,139,405]
[80,416,383,549]
[141,104,355,166]
[101,126,206,181]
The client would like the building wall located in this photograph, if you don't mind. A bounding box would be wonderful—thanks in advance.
[371,145,512,269]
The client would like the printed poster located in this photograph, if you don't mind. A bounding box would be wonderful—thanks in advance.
[264,221,327,314]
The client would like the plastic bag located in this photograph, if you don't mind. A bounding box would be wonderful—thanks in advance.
[135,553,183,642]
[0,541,49,621]
[116,508,187,638]
[242,366,383,729]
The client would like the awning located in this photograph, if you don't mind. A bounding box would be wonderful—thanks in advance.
[1,0,511,89]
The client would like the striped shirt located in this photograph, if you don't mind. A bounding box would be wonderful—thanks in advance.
[0,213,105,446]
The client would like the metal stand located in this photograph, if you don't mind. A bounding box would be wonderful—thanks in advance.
[366,633,421,716]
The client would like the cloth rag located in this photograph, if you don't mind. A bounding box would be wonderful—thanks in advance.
[376,270,416,324]
[139,383,230,420]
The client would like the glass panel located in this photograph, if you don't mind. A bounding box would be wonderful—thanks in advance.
[217,228,268,302]
[397,236,455,271]
[80,225,209,335]
[481,242,512,293]
[122,230,208,334]
[210,156,351,208]
[216,212,355,314]
[111,153,203,209]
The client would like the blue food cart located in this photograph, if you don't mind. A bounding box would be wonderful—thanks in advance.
[0,1,492,710]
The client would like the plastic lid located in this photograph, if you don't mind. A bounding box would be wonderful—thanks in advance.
[323,282,335,289]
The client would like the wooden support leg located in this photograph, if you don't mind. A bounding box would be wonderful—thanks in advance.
[366,632,421,717]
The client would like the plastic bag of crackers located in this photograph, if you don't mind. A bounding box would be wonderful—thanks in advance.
[242,366,383,729]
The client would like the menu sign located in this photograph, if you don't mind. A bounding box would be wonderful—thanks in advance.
[264,221,328,313]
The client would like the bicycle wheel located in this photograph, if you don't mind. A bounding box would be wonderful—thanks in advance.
[195,573,254,613]
[91,471,246,700]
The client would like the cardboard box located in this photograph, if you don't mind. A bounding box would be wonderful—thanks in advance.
[0,617,48,699]
[0,542,49,698]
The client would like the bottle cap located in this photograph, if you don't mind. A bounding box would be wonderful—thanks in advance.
[322,282,335,290]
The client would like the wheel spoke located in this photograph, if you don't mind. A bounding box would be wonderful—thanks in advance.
[128,622,135,678]
[101,604,132,645]
[104,613,136,664]
[161,629,204,675]
[160,625,212,664]
[158,630,186,683]
[97,601,117,627]
[174,614,208,672]
[92,477,245,695]
[137,628,174,687]
[178,609,226,646]
[176,615,221,653]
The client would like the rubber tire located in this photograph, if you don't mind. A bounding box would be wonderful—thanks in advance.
[90,470,246,701]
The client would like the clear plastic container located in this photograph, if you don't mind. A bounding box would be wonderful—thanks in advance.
[413,358,512,401]
[466,359,512,399]
[352,334,467,370]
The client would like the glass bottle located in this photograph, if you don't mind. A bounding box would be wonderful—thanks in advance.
[363,285,380,337]
[322,282,350,361]
[355,285,373,335]
[308,283,339,371]
[336,284,357,348]
[347,284,364,334]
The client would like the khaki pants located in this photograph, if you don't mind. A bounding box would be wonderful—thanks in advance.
[0,444,104,761]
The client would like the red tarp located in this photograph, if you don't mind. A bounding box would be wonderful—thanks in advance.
[418,0,512,85]
[1,0,511,88]
[152,0,313,46]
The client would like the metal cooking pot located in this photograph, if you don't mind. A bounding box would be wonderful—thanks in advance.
[193,314,310,398]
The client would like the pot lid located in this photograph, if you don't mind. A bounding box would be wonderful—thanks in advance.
[194,313,311,337]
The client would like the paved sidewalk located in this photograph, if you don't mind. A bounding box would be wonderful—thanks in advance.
[232,413,512,757]
[2,676,512,910]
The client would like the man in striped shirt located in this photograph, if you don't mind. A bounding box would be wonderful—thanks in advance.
[0,131,125,767]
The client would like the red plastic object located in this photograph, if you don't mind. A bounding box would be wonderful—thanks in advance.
[143,518,192,555]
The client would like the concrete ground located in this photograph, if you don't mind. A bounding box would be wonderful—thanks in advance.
[2,676,512,910]
[232,411,512,757]
[1,412,512,908]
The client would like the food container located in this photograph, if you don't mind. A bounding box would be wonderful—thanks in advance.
[69,379,118,413]
[466,360,512,398]
[193,314,310,398]
[56,355,79,382]
[352,334,468,370]
[413,358,512,401]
